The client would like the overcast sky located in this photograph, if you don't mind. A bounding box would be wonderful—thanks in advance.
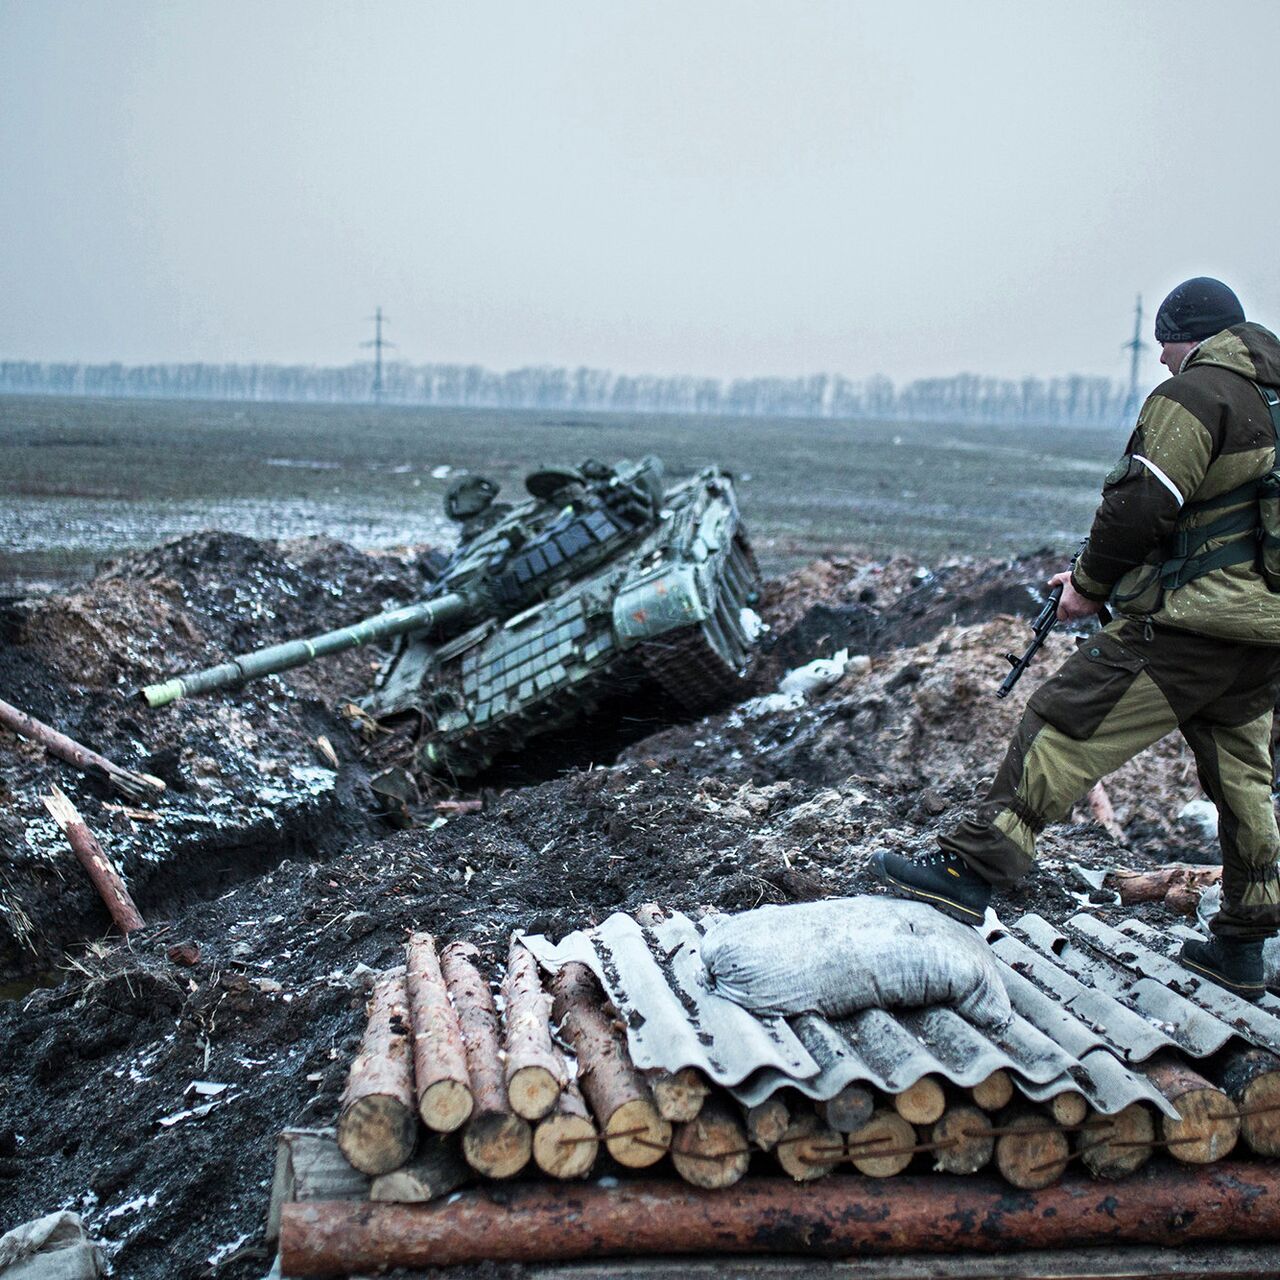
[2,1,1278,385]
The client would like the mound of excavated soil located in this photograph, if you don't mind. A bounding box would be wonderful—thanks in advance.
[0,532,439,974]
[0,536,1234,1279]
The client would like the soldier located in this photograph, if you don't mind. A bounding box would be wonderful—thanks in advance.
[876,277,1280,1001]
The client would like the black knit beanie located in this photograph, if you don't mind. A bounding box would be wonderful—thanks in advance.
[1153,277,1245,343]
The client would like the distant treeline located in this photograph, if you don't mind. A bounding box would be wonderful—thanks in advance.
[0,360,1133,426]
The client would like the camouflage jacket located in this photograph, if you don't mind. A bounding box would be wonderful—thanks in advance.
[1071,322,1280,644]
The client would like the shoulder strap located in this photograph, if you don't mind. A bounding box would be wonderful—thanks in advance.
[1259,383,1280,445]
[1158,382,1280,591]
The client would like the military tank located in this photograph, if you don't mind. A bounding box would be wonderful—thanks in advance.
[141,456,762,780]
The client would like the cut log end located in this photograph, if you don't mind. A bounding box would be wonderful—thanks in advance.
[462,1111,533,1179]
[847,1109,916,1179]
[1049,1091,1089,1128]
[745,1097,790,1152]
[930,1105,994,1176]
[337,1095,417,1176]
[501,938,565,1120]
[995,1113,1069,1190]
[604,1098,671,1169]
[1162,1086,1239,1164]
[892,1077,945,1126]
[508,1063,562,1122]
[533,1112,598,1180]
[368,1137,470,1204]
[405,933,473,1134]
[971,1070,1013,1112]
[1212,1048,1280,1158]
[1145,1056,1239,1165]
[420,1078,474,1134]
[1081,1105,1155,1181]
[370,1170,432,1203]
[649,1067,710,1123]
[817,1083,875,1132]
[775,1113,842,1182]
[1237,1070,1280,1157]
[670,1100,750,1190]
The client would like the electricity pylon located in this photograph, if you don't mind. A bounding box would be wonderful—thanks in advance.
[362,307,394,404]
[1121,295,1147,424]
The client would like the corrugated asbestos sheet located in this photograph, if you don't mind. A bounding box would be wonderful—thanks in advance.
[523,906,1280,1122]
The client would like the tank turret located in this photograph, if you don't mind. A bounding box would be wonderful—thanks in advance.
[142,456,762,778]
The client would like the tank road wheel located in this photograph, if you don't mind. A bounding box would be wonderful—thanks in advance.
[638,534,762,712]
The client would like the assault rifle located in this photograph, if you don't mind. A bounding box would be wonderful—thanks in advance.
[996,583,1063,700]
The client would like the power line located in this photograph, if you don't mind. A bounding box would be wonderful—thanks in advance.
[361,306,394,404]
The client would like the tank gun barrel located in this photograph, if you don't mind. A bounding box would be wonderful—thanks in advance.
[139,593,469,708]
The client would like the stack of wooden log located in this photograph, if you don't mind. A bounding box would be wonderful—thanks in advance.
[269,928,1280,1233]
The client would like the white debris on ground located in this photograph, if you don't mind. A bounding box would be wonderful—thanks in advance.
[736,649,872,721]
[1177,798,1220,843]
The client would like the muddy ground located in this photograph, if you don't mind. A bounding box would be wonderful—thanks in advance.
[0,534,1227,1278]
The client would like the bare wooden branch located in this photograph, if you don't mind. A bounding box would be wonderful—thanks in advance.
[43,785,145,934]
[549,962,670,1168]
[337,968,417,1176]
[440,941,531,1179]
[532,1075,598,1180]
[1086,780,1126,844]
[404,932,473,1133]
[501,937,565,1121]
[1108,865,1221,905]
[1,696,166,802]
[434,798,483,815]
[1142,1056,1239,1165]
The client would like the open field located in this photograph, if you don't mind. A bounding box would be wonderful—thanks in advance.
[0,395,1122,591]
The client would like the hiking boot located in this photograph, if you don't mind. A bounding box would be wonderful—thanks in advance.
[1178,935,1265,1002]
[872,846,992,926]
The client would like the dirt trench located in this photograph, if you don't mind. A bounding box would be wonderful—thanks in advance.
[0,534,1226,1279]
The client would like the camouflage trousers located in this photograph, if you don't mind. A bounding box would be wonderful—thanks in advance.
[941,619,1280,940]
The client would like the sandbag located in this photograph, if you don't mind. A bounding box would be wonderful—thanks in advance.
[701,896,1012,1030]
[0,1212,103,1280]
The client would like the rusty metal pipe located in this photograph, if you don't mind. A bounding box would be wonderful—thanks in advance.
[280,1162,1280,1275]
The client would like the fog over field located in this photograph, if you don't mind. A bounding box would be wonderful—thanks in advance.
[0,395,1116,593]
[3,3,1279,388]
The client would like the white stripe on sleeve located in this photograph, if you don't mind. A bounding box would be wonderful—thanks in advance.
[1132,454,1184,507]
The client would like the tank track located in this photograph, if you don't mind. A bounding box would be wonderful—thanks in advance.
[638,533,762,712]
